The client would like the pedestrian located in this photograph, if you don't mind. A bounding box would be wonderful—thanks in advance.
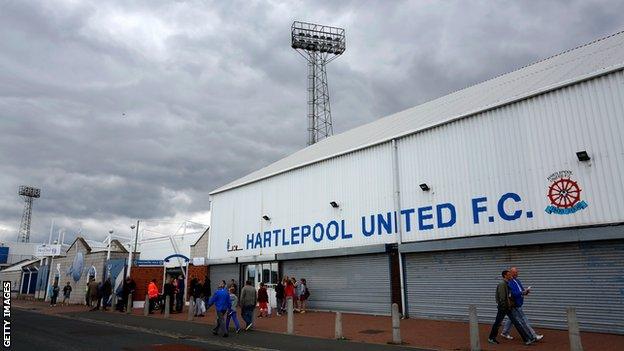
[284,277,295,312]
[121,277,136,312]
[257,282,269,318]
[163,277,175,314]
[488,270,534,345]
[239,280,257,330]
[227,279,238,294]
[291,277,299,312]
[62,282,72,305]
[50,282,59,306]
[207,280,232,337]
[501,266,543,341]
[88,278,99,310]
[202,277,211,308]
[102,277,112,311]
[192,279,205,317]
[274,278,285,316]
[147,279,159,314]
[226,286,242,333]
[298,278,309,313]
[176,275,185,313]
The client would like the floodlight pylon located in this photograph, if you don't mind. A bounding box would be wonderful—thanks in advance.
[17,185,41,243]
[291,21,346,146]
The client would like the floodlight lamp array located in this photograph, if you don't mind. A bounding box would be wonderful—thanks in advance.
[291,21,345,55]
[19,185,41,198]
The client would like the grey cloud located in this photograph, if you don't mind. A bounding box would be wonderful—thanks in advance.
[1,0,622,243]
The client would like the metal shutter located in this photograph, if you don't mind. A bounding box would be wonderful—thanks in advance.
[282,253,392,315]
[209,264,239,294]
[405,239,624,334]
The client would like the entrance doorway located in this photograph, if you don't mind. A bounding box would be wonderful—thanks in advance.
[242,262,278,308]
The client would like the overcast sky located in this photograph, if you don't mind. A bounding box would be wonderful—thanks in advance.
[1,0,622,244]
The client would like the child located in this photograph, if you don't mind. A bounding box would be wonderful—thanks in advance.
[225,287,241,333]
[257,282,269,318]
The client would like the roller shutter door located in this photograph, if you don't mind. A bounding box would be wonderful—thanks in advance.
[282,253,392,315]
[209,264,239,294]
[405,239,624,333]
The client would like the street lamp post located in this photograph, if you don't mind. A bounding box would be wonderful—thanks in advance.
[107,230,113,261]
[127,222,139,278]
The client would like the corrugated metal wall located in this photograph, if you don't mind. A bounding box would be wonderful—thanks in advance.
[397,70,624,242]
[209,264,239,294]
[209,143,396,260]
[405,239,624,333]
[282,253,392,315]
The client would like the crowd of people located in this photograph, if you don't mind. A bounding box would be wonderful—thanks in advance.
[488,266,544,346]
[203,275,310,337]
[46,267,547,344]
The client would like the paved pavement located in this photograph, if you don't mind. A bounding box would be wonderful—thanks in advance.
[14,307,424,351]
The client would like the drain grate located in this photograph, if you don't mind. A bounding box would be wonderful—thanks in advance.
[359,329,384,334]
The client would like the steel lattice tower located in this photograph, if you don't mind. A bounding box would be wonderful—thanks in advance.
[291,21,346,146]
[17,186,40,243]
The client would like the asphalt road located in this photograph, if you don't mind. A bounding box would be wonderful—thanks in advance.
[12,308,239,351]
[11,308,424,351]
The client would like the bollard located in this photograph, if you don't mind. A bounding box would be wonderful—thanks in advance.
[164,295,170,319]
[287,298,294,334]
[567,307,583,351]
[126,293,133,314]
[469,305,481,351]
[335,312,344,340]
[391,303,401,344]
[144,295,150,316]
[187,298,194,321]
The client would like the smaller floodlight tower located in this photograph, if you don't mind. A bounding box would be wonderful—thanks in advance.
[17,186,41,243]
[291,21,346,145]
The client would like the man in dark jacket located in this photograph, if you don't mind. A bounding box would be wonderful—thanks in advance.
[488,270,533,345]
[163,277,175,314]
[202,277,211,306]
[239,280,257,330]
[275,279,285,316]
[102,278,112,311]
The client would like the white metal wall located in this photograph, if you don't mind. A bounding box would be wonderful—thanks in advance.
[209,143,396,260]
[209,70,624,259]
[397,71,624,242]
[404,239,624,334]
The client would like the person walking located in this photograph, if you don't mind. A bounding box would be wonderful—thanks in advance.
[225,286,242,333]
[62,282,72,305]
[147,279,159,314]
[239,280,257,330]
[102,278,113,311]
[298,278,309,313]
[176,275,185,313]
[501,267,543,341]
[488,270,534,345]
[207,280,232,337]
[192,279,205,317]
[274,278,285,316]
[50,282,60,306]
[88,278,99,310]
[202,277,211,309]
[163,277,175,314]
[227,279,238,294]
[257,283,269,318]
[284,277,295,313]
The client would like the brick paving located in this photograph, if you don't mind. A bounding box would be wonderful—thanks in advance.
[15,299,624,351]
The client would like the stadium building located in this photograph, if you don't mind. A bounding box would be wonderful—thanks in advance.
[206,32,624,333]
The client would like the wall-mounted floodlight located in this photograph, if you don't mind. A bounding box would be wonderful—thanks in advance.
[330,201,339,208]
[576,150,590,162]
[419,183,430,191]
[262,215,271,221]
